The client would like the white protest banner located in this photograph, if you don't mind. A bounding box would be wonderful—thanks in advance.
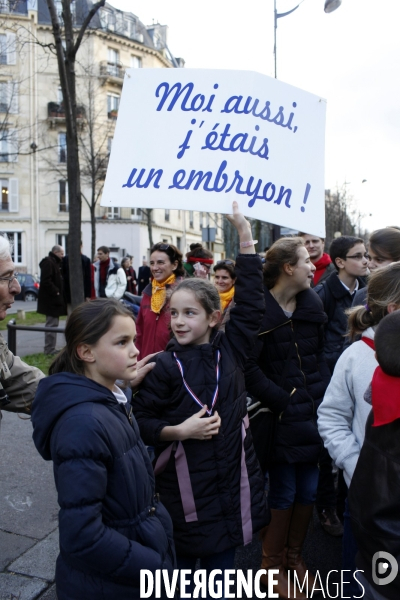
[101,69,326,236]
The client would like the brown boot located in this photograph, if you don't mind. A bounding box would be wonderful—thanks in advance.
[260,507,306,600]
[286,503,316,595]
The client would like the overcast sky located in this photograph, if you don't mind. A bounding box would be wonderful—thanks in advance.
[111,0,400,231]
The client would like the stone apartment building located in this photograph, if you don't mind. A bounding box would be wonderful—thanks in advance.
[0,0,225,275]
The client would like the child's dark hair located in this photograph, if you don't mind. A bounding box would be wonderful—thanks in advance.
[263,237,304,289]
[171,278,221,316]
[186,243,214,263]
[49,299,134,376]
[369,228,400,262]
[213,259,236,279]
[329,236,364,271]
[150,242,185,277]
[375,311,400,377]
[347,262,400,339]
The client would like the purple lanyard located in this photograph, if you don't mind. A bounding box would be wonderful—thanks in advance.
[173,350,221,416]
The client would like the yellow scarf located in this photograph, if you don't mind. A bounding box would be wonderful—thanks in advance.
[219,286,235,313]
[151,273,176,314]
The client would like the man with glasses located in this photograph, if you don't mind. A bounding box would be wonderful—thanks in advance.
[0,234,44,428]
[314,235,368,538]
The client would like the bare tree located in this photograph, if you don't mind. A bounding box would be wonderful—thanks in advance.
[325,185,359,248]
[77,58,114,259]
[45,0,105,307]
[141,209,154,249]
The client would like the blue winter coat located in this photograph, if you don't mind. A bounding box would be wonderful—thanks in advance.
[31,373,175,600]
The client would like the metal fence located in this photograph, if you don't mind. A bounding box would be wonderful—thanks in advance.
[7,319,65,355]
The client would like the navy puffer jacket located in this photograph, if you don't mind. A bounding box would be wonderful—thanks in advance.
[245,287,331,464]
[315,271,366,373]
[32,374,175,600]
[134,255,270,557]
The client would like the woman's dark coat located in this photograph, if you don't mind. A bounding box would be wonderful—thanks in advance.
[37,251,67,317]
[133,255,269,557]
[315,271,366,373]
[349,412,400,600]
[32,373,175,600]
[245,287,331,465]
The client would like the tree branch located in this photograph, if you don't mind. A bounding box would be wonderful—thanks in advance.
[72,0,106,58]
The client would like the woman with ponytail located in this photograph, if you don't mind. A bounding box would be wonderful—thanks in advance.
[245,236,331,599]
[318,261,400,597]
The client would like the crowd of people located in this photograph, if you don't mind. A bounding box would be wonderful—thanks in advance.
[2,208,400,600]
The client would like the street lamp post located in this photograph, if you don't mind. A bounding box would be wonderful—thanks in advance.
[271,0,342,242]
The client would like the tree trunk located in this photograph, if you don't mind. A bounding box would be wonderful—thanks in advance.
[46,0,105,307]
[90,202,96,261]
[146,209,153,248]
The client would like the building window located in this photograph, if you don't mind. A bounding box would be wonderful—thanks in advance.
[131,207,142,220]
[165,209,170,222]
[131,55,142,69]
[57,86,63,104]
[189,210,194,229]
[59,180,68,212]
[0,80,18,114]
[0,82,8,112]
[0,179,8,210]
[0,178,17,212]
[176,236,181,250]
[107,93,119,119]
[107,48,120,76]
[0,32,15,65]
[0,135,8,162]
[56,234,68,254]
[59,133,66,163]
[0,130,17,163]
[1,231,22,263]
[107,207,120,219]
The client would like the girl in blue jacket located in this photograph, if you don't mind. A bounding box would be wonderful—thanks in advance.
[32,298,175,600]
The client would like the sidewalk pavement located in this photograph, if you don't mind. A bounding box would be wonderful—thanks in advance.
[0,411,58,600]
[0,301,59,599]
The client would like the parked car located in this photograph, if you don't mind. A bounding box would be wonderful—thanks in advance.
[15,273,40,301]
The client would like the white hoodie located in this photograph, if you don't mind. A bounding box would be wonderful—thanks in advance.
[317,327,377,487]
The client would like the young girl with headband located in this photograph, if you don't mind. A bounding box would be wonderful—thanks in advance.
[134,202,269,596]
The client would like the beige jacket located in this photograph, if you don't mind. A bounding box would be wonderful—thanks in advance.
[0,332,45,423]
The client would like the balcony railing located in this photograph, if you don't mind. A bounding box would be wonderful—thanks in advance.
[100,61,125,81]
[47,102,86,120]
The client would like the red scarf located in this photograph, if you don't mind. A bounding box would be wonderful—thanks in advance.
[371,366,400,427]
[100,258,110,286]
[313,253,332,285]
